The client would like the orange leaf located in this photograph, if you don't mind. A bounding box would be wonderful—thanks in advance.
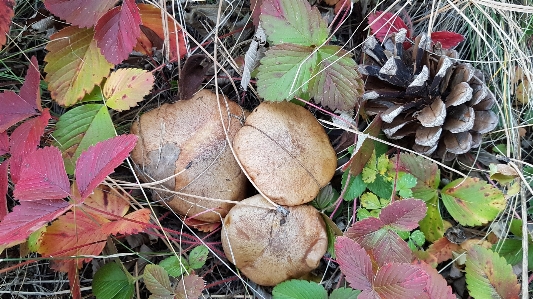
[101,208,151,235]
[426,237,460,264]
[82,185,130,218]
[44,26,113,107]
[136,4,187,60]
[104,68,154,111]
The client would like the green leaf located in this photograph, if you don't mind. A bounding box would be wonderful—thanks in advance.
[188,245,209,270]
[441,177,506,226]
[260,0,329,46]
[492,239,533,270]
[376,154,389,175]
[367,174,392,199]
[357,208,372,220]
[394,153,440,202]
[341,172,366,202]
[362,151,377,184]
[92,262,135,299]
[159,255,189,278]
[52,104,115,174]
[360,192,381,210]
[418,194,445,242]
[410,230,425,247]
[329,287,361,299]
[308,46,363,111]
[397,172,417,198]
[312,184,339,211]
[465,245,520,299]
[319,212,343,258]
[143,264,174,299]
[257,44,317,101]
[272,280,327,299]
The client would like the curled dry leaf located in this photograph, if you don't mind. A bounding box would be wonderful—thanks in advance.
[221,194,328,286]
[233,101,337,206]
[130,90,247,222]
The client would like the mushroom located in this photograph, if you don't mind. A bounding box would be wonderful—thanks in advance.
[221,194,328,286]
[130,90,247,222]
[233,101,337,206]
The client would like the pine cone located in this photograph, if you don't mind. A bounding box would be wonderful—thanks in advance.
[359,29,498,160]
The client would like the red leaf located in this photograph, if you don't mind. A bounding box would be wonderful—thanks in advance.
[68,261,82,299]
[43,0,119,28]
[0,91,39,133]
[175,274,205,299]
[345,217,413,266]
[0,198,70,249]
[19,56,42,112]
[95,0,142,64]
[0,0,14,49]
[14,147,70,200]
[0,131,8,155]
[430,31,464,49]
[368,11,409,42]
[75,134,137,200]
[335,236,373,290]
[379,199,427,231]
[0,160,8,221]
[250,0,262,26]
[412,260,455,299]
[9,109,51,183]
[373,263,428,299]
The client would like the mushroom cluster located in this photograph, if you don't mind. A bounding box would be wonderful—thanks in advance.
[222,101,337,285]
[130,93,337,286]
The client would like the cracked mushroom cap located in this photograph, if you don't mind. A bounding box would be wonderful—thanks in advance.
[221,194,328,286]
[130,90,247,222]
[233,101,337,206]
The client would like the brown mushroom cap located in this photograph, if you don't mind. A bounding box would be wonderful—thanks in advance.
[221,194,328,286]
[130,90,247,222]
[233,101,337,206]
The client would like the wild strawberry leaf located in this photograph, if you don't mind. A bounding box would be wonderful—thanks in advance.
[372,263,428,299]
[38,209,109,271]
[430,31,464,49]
[13,147,70,200]
[309,46,364,111]
[174,274,205,299]
[426,237,460,264]
[95,0,142,64]
[0,56,42,132]
[143,264,174,299]
[39,186,149,271]
[335,236,373,291]
[19,56,42,112]
[159,255,189,278]
[188,245,209,270]
[136,4,187,60]
[441,177,506,226]
[101,208,150,235]
[260,0,329,46]
[9,110,51,184]
[379,198,427,231]
[75,134,137,200]
[493,239,533,271]
[272,279,328,299]
[394,153,440,202]
[52,104,115,175]
[368,11,409,42]
[43,0,119,28]
[256,44,317,101]
[0,198,70,250]
[0,0,14,49]
[0,160,8,221]
[344,216,413,266]
[92,262,135,299]
[44,26,113,107]
[412,260,455,299]
[329,288,361,299]
[0,131,8,155]
[104,68,155,111]
[465,245,520,299]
